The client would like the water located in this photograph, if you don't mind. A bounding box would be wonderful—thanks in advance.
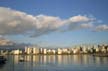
[0,55,108,71]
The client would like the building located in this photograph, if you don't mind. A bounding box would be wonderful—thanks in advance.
[43,48,47,54]
[12,49,20,55]
[25,47,32,54]
[57,48,62,54]
[33,47,39,54]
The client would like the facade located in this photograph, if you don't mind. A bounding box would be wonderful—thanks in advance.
[57,48,62,54]
[33,47,39,54]
[43,48,47,54]
[12,50,20,55]
[0,44,108,55]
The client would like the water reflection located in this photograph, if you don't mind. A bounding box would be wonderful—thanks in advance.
[93,56,108,65]
[0,55,108,71]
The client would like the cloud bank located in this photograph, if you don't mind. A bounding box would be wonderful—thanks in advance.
[95,25,108,31]
[0,7,107,37]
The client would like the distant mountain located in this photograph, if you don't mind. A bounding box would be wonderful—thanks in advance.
[0,37,36,50]
[0,39,32,50]
[0,38,15,46]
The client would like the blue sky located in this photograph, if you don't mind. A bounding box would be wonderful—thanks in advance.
[0,0,108,47]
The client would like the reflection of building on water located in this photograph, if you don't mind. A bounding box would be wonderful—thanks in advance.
[94,57,108,65]
[13,55,40,63]
[73,55,88,65]
[57,55,62,65]
[56,55,72,65]
[1,55,108,71]
[32,55,39,62]
[73,55,80,64]
[95,57,101,64]
[39,55,56,64]
[43,55,47,63]
[14,55,19,64]
[83,55,89,65]
[12,55,108,65]
[25,55,31,61]
[4,54,108,71]
[39,55,44,64]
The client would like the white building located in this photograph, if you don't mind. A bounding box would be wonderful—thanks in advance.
[82,47,88,53]
[25,47,32,54]
[73,48,79,54]
[33,47,39,54]
[13,50,20,55]
[52,49,56,54]
[101,46,107,53]
[95,48,100,53]
[43,48,47,54]
[57,48,62,54]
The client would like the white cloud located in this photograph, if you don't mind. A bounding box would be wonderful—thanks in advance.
[80,23,93,29]
[0,7,98,37]
[0,7,37,35]
[68,15,93,23]
[36,15,63,30]
[95,25,108,31]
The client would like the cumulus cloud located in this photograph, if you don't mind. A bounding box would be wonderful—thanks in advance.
[68,15,93,23]
[80,23,93,29]
[0,7,37,35]
[0,7,99,37]
[63,16,94,31]
[95,25,108,31]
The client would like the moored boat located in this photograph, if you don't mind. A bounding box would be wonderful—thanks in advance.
[0,55,6,64]
[19,56,25,62]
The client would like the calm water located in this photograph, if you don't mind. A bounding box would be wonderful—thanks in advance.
[0,55,108,71]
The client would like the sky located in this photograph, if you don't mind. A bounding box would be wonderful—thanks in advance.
[0,0,108,47]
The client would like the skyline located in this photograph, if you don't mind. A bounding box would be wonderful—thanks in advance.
[0,0,108,47]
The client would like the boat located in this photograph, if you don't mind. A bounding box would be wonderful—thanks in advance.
[19,56,25,62]
[0,55,6,64]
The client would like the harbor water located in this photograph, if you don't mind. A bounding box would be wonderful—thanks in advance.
[0,55,108,71]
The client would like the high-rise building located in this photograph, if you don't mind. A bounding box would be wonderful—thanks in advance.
[43,48,47,54]
[25,47,32,54]
[57,48,62,54]
[33,47,39,54]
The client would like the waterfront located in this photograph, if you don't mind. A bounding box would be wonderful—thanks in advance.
[0,55,108,71]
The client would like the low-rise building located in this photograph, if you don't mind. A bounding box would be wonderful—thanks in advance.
[12,49,20,55]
